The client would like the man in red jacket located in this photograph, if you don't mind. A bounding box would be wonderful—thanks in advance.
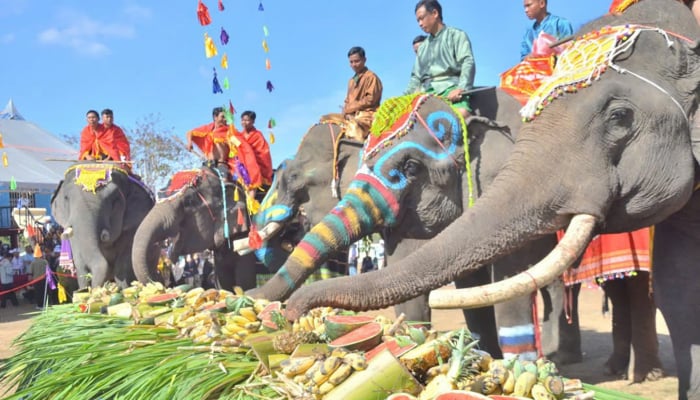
[240,111,273,187]
[79,109,131,162]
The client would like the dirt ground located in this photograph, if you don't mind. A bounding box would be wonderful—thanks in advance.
[0,284,676,399]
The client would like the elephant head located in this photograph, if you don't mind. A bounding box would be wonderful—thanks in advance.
[284,1,700,398]
[51,162,154,288]
[236,122,363,270]
[131,163,249,286]
[251,90,519,304]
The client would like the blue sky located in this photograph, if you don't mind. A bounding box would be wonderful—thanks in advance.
[0,0,610,168]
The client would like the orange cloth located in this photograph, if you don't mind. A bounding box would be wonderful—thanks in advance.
[79,124,131,161]
[500,56,555,105]
[242,128,273,185]
[561,228,652,286]
[188,123,264,188]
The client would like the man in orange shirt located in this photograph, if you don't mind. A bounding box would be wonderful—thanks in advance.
[79,109,132,162]
[101,109,131,161]
[187,107,263,189]
[240,111,273,187]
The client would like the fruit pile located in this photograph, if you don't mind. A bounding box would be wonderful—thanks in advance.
[26,282,609,400]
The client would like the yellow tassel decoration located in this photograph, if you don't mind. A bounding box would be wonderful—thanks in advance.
[269,132,275,144]
[2,152,8,167]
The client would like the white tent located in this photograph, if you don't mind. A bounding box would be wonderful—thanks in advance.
[0,99,77,194]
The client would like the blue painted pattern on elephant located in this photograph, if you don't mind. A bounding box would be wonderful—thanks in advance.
[371,110,460,191]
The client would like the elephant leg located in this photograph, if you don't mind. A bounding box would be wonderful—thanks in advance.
[214,250,258,292]
[626,271,664,382]
[540,280,583,365]
[494,293,537,361]
[394,294,431,324]
[454,266,502,359]
[603,278,632,377]
[653,191,700,400]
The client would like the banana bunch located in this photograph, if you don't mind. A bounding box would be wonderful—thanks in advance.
[221,306,262,340]
[278,348,367,398]
[292,307,336,336]
[178,310,225,343]
[136,281,166,299]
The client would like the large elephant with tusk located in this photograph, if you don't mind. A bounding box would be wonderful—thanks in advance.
[244,88,590,361]
[281,1,700,398]
[51,162,155,288]
[131,163,258,291]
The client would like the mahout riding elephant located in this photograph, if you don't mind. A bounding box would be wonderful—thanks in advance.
[282,1,700,398]
[51,161,155,288]
[131,162,257,291]
[245,90,587,361]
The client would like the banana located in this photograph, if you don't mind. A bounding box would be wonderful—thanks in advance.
[292,373,309,385]
[542,375,565,398]
[238,307,258,322]
[511,359,524,380]
[475,350,493,372]
[228,315,253,327]
[327,362,354,385]
[502,370,515,394]
[243,321,261,332]
[310,355,342,385]
[531,382,558,400]
[304,359,325,381]
[318,381,336,395]
[476,375,500,395]
[426,363,450,378]
[343,353,367,371]
[488,360,508,385]
[298,316,313,332]
[253,298,270,314]
[522,360,538,376]
[513,371,538,397]
[330,348,349,358]
[281,356,317,377]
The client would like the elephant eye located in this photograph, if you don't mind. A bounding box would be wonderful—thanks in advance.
[609,107,633,124]
[403,159,420,178]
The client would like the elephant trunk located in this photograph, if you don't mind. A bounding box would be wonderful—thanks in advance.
[283,153,599,320]
[248,173,399,301]
[132,201,181,283]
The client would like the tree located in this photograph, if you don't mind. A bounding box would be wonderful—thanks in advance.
[126,114,198,192]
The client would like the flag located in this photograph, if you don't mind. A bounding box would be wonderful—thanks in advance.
[197,0,212,26]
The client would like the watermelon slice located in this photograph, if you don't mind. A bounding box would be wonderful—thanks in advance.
[146,292,179,306]
[365,338,417,362]
[386,394,418,400]
[257,301,283,331]
[203,301,228,312]
[329,321,383,352]
[324,314,375,340]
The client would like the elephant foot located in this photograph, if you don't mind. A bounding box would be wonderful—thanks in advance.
[604,357,629,378]
[633,367,664,383]
[546,351,583,365]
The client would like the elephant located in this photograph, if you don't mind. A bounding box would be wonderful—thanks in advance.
[50,161,155,288]
[131,162,257,291]
[245,90,588,361]
[281,1,700,398]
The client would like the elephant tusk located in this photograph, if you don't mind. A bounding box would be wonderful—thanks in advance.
[233,222,283,254]
[61,226,74,239]
[429,214,597,309]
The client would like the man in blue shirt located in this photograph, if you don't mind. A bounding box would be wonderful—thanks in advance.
[520,0,573,60]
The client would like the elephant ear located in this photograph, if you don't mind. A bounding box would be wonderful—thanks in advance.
[677,40,700,166]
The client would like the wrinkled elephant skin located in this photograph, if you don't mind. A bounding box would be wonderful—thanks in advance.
[51,162,154,288]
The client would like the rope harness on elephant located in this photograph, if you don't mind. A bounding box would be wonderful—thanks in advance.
[521,25,691,122]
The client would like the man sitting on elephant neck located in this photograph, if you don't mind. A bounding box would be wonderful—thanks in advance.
[406,0,475,120]
[186,107,264,194]
[78,109,131,164]
[342,46,383,141]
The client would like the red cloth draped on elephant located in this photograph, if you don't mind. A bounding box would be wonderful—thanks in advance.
[79,124,131,162]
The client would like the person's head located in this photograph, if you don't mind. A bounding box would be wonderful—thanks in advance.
[412,35,427,54]
[101,108,114,128]
[415,0,443,35]
[347,46,367,74]
[241,111,256,131]
[24,245,32,254]
[523,0,548,22]
[212,106,226,127]
[86,110,99,127]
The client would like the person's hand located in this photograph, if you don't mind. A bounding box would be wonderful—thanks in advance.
[186,141,193,151]
[446,88,465,102]
[84,154,95,161]
[247,189,256,200]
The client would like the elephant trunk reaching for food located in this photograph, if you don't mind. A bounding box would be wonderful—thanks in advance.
[131,199,181,283]
[248,171,399,300]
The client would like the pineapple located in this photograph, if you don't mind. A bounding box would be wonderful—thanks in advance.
[272,331,321,354]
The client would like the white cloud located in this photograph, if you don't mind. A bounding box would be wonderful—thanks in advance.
[0,33,14,44]
[37,10,136,56]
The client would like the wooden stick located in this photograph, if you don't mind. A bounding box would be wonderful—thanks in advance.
[44,158,134,164]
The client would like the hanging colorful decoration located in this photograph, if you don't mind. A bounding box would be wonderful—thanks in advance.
[204,33,217,58]
[218,0,224,12]
[222,77,230,90]
[197,0,212,26]
[258,1,264,12]
[229,100,236,116]
[2,152,8,167]
[0,132,4,148]
[9,176,16,190]
[220,27,229,45]
[263,25,269,37]
[221,53,228,69]
[265,58,271,70]
[266,80,274,92]
[212,68,223,94]
[262,39,269,53]
[267,118,276,144]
